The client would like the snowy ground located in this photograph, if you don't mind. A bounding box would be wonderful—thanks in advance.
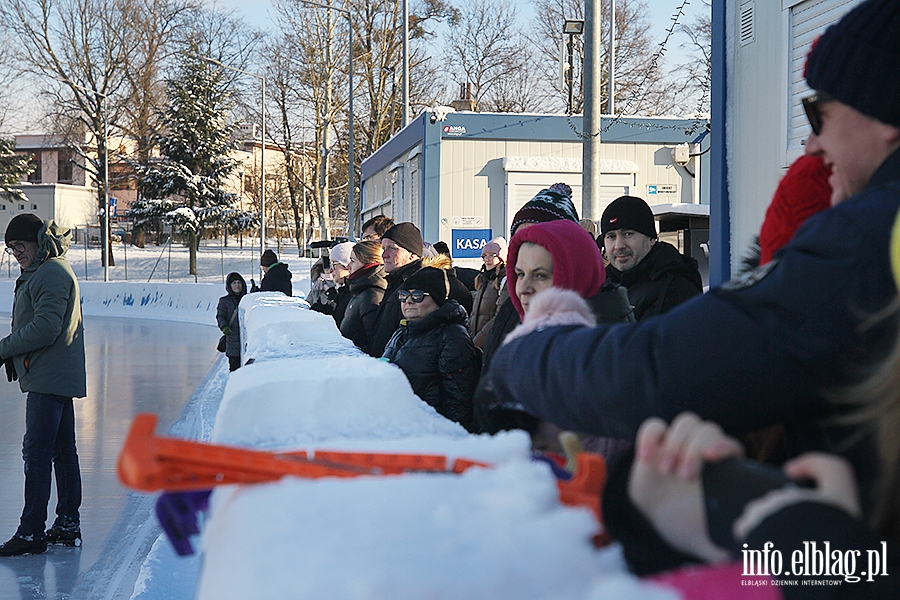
[0,238,689,599]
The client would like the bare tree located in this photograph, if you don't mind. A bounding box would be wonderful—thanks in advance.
[529,0,677,115]
[442,0,539,112]
[0,0,150,265]
[669,0,711,117]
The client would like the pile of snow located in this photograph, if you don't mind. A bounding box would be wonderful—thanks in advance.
[195,294,679,600]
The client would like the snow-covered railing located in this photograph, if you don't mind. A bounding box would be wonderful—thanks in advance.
[193,293,672,600]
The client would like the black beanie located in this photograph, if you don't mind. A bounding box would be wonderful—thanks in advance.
[600,196,657,239]
[806,0,900,129]
[382,222,424,258]
[401,267,450,306]
[260,249,278,267]
[5,213,43,245]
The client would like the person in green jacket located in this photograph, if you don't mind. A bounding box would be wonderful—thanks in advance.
[0,214,87,557]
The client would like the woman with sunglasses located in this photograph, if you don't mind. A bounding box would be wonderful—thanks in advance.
[382,266,480,432]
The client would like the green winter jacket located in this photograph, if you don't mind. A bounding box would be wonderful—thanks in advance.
[0,220,86,398]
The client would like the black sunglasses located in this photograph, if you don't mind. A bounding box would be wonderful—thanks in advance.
[4,242,26,255]
[802,92,834,136]
[397,290,430,303]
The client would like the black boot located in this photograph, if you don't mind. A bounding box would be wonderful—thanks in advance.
[0,534,48,556]
[46,524,82,547]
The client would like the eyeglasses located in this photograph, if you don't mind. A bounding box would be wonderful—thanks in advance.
[362,233,380,241]
[4,243,26,255]
[397,290,430,303]
[802,92,834,136]
[481,253,499,260]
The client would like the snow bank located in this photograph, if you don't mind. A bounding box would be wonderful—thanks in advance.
[196,294,680,600]
[0,280,223,325]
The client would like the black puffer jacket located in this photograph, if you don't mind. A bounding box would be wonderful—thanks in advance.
[605,241,702,320]
[382,300,480,431]
[367,259,423,357]
[258,261,293,296]
[473,281,634,435]
[340,264,387,352]
[216,273,247,357]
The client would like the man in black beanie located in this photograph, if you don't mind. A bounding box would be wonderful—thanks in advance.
[250,248,292,296]
[488,0,900,575]
[0,214,86,556]
[367,222,424,357]
[600,196,702,320]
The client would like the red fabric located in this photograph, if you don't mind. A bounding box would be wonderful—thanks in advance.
[347,263,380,281]
[758,155,832,265]
[506,220,606,319]
[651,562,782,600]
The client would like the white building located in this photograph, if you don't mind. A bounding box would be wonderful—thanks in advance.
[360,110,710,269]
[712,0,862,284]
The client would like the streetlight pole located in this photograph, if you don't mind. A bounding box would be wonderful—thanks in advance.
[202,57,267,255]
[562,20,584,115]
[60,79,110,281]
[301,0,356,238]
[402,0,409,127]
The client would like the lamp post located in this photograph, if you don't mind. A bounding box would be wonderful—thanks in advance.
[202,56,267,255]
[562,19,584,115]
[61,79,110,281]
[301,0,356,238]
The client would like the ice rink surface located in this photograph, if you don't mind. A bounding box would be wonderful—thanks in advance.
[0,316,222,600]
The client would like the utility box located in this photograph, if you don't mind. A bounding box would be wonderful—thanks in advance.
[653,203,710,289]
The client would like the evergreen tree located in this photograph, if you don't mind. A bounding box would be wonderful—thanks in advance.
[129,51,256,274]
[0,138,34,202]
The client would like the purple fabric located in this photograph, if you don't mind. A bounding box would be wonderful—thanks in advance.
[155,490,211,556]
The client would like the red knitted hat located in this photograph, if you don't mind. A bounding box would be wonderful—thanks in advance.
[758,155,832,265]
[506,220,606,319]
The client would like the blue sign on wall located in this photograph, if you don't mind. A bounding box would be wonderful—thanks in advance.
[451,229,492,259]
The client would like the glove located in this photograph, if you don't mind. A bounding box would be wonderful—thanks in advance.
[3,357,16,382]
[155,489,212,556]
[250,279,259,293]
[221,326,232,336]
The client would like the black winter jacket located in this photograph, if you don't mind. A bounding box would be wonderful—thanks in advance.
[367,259,423,357]
[382,300,480,431]
[339,264,387,352]
[216,273,247,357]
[474,281,634,435]
[491,148,900,511]
[257,262,293,296]
[605,240,703,321]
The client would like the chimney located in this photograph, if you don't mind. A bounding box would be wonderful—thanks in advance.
[450,82,475,112]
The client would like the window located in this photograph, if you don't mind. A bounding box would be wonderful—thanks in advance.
[27,152,41,183]
[58,150,73,183]
[31,204,37,210]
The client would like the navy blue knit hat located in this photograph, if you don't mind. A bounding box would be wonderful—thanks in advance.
[806,0,900,128]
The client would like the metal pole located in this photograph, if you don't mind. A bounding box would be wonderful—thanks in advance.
[347,16,355,238]
[402,0,409,126]
[261,78,267,254]
[582,0,602,222]
[103,93,110,281]
[567,34,575,115]
[609,0,615,115]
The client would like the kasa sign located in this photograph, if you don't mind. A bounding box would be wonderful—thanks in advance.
[451,229,492,259]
